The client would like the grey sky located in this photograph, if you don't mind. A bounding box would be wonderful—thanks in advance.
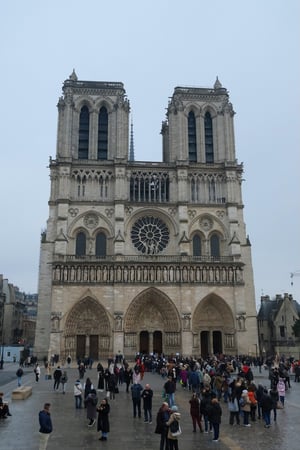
[1,0,299,307]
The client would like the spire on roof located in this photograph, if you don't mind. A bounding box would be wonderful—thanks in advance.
[129,118,135,161]
[214,76,222,90]
[69,69,78,81]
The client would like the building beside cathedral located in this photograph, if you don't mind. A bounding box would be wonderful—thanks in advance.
[34,71,258,361]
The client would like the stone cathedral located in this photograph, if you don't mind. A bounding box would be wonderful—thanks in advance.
[34,71,258,361]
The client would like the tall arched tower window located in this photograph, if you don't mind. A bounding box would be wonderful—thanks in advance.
[76,232,86,256]
[193,235,202,257]
[96,232,107,257]
[205,112,214,163]
[98,107,108,160]
[78,106,89,159]
[210,233,220,258]
[188,111,197,162]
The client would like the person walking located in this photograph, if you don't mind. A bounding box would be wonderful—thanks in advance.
[74,380,83,409]
[97,398,110,441]
[155,402,170,450]
[53,366,62,390]
[164,376,176,408]
[207,397,222,442]
[189,392,203,432]
[85,388,98,427]
[60,370,68,394]
[131,381,143,418]
[16,367,24,387]
[142,383,153,423]
[166,405,181,450]
[277,378,286,407]
[38,403,53,450]
[34,364,41,382]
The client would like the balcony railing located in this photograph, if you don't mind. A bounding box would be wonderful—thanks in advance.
[53,254,235,263]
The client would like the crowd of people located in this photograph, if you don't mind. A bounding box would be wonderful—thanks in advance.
[2,352,300,449]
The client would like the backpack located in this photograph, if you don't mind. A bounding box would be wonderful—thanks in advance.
[239,397,245,407]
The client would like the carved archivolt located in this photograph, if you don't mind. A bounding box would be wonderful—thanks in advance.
[193,294,234,333]
[64,297,110,337]
[124,288,180,333]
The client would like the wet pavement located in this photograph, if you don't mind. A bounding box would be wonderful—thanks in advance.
[0,363,299,450]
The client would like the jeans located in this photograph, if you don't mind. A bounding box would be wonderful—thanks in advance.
[212,422,220,440]
[204,414,212,432]
[144,407,152,422]
[75,395,82,409]
[167,393,175,407]
[243,411,250,425]
[263,411,271,426]
[132,398,141,417]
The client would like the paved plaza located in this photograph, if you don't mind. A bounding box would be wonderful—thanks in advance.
[0,363,299,449]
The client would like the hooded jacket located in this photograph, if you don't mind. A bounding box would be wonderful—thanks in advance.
[166,412,181,440]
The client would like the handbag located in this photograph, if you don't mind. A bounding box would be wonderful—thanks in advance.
[228,398,239,412]
[170,420,182,437]
[276,401,283,409]
[171,425,182,437]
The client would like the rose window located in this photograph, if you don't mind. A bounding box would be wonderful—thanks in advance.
[131,216,169,254]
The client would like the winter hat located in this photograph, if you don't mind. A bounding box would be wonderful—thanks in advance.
[242,389,248,394]
[171,405,178,412]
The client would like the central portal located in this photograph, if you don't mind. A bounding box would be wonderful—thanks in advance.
[139,330,163,355]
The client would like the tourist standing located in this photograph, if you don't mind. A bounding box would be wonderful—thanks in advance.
[189,393,203,432]
[142,383,153,423]
[74,380,83,409]
[131,381,143,418]
[155,402,170,450]
[207,397,222,442]
[97,398,110,441]
[166,405,181,450]
[16,367,24,387]
[38,403,53,450]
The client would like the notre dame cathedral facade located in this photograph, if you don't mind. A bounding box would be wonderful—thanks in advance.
[34,71,258,361]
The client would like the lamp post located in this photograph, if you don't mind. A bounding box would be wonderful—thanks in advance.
[0,292,6,369]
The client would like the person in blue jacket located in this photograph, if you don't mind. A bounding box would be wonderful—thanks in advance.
[38,403,53,450]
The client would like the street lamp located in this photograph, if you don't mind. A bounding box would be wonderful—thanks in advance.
[0,292,6,370]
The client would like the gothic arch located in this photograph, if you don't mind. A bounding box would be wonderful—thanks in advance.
[124,287,181,333]
[74,96,94,112]
[69,211,114,238]
[63,296,112,361]
[94,97,114,114]
[65,296,111,336]
[193,293,235,333]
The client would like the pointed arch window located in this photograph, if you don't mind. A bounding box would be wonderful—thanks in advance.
[78,106,89,159]
[205,112,214,163]
[188,111,197,162]
[96,232,107,257]
[210,234,220,258]
[98,107,108,160]
[76,232,86,257]
[193,235,202,257]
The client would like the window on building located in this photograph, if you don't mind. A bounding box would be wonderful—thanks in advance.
[193,235,202,257]
[210,234,220,258]
[205,112,214,163]
[279,326,285,337]
[96,232,107,257]
[76,232,86,256]
[98,107,108,160]
[188,111,197,162]
[78,106,89,159]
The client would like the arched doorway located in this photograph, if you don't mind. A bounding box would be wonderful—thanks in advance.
[64,296,111,361]
[153,331,162,354]
[140,331,149,354]
[124,288,181,357]
[193,294,236,357]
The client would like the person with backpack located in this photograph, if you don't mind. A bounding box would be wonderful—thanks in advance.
[240,389,251,426]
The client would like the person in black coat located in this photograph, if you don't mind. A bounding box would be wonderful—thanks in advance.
[207,397,222,442]
[155,402,170,450]
[97,398,110,441]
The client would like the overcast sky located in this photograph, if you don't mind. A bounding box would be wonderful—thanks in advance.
[1,0,299,308]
